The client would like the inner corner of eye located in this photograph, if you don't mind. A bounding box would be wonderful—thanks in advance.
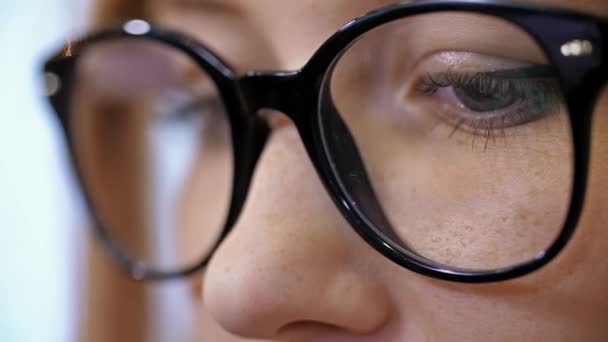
[402,77,430,98]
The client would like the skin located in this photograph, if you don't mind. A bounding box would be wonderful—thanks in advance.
[82,0,608,341]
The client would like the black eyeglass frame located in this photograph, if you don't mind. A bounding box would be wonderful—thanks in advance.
[43,0,608,283]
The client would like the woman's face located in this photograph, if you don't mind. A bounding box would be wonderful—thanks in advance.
[92,0,608,340]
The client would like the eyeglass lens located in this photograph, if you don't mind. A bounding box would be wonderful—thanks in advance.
[69,39,233,272]
[319,12,574,271]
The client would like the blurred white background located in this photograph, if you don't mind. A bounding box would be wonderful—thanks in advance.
[0,2,203,341]
[0,1,90,341]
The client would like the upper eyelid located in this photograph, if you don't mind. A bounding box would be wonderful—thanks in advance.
[414,69,564,112]
[423,66,559,88]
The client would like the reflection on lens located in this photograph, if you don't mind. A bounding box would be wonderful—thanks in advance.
[70,38,233,273]
[320,13,574,271]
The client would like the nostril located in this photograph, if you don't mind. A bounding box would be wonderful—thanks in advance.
[278,318,394,341]
[278,321,344,339]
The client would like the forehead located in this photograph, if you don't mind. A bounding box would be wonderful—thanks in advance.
[95,0,608,71]
[156,0,608,17]
[133,0,606,70]
[97,0,608,27]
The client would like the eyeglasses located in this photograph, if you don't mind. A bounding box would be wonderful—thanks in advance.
[42,0,607,283]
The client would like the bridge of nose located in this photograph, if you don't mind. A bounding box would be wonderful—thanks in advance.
[237,70,311,122]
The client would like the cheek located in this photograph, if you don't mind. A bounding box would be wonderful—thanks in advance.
[592,89,608,175]
[384,87,608,340]
[340,100,573,270]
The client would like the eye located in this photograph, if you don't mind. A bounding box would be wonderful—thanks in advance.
[154,87,224,124]
[415,65,564,131]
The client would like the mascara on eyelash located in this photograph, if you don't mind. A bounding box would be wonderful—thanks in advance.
[412,63,565,137]
[481,65,557,79]
[418,65,561,99]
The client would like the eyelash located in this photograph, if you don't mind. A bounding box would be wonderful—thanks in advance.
[415,70,564,146]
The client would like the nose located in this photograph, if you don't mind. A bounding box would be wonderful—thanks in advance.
[202,124,391,340]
